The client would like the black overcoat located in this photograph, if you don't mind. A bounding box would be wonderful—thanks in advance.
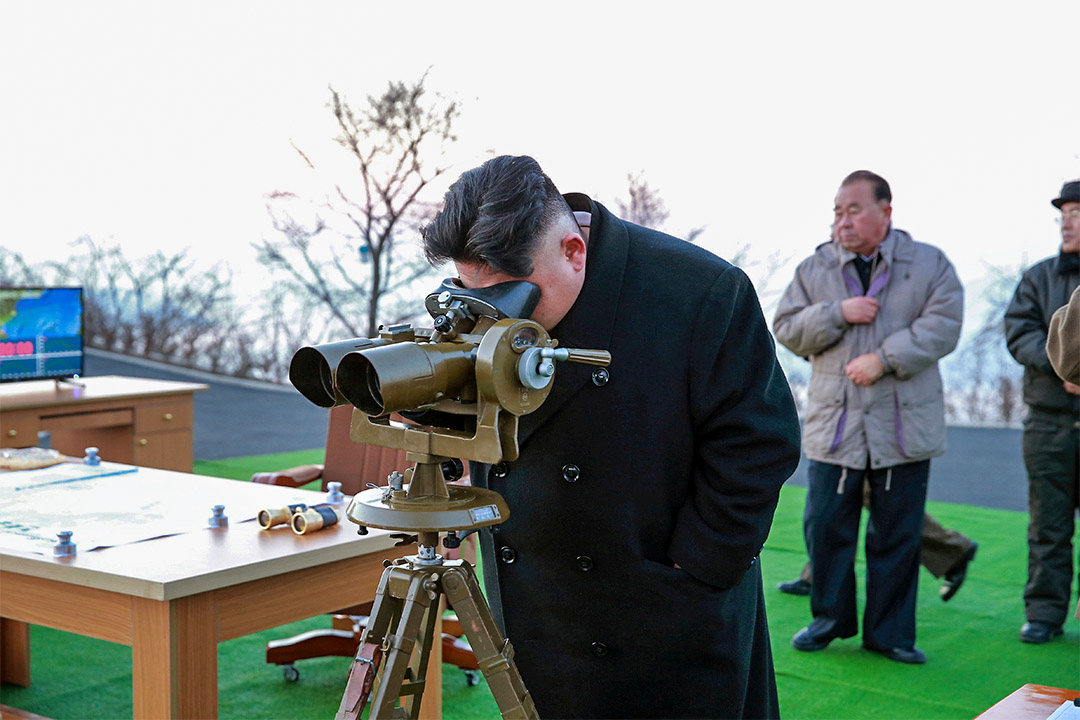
[472,197,801,719]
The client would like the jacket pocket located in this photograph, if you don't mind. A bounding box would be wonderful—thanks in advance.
[804,372,846,454]
[894,374,945,457]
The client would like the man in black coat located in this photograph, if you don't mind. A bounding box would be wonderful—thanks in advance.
[1004,179,1080,645]
[422,156,801,719]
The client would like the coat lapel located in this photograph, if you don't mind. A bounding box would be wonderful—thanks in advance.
[516,198,629,447]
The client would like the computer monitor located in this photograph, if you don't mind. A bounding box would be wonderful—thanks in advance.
[0,286,84,383]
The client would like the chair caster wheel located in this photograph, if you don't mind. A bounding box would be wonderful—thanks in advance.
[282,664,300,682]
[464,670,479,687]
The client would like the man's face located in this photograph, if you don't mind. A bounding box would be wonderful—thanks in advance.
[833,180,892,256]
[455,226,587,330]
[1060,202,1080,254]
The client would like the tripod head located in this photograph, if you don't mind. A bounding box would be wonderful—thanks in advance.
[288,278,610,538]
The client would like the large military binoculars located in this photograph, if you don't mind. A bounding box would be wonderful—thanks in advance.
[288,278,609,464]
[288,277,609,537]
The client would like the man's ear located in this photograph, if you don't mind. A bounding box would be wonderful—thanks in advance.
[881,202,893,222]
[561,233,587,272]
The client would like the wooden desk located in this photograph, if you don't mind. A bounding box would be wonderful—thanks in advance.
[976,683,1080,719]
[0,467,443,719]
[0,376,207,472]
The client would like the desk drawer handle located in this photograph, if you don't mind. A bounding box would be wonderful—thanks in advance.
[139,438,148,446]
[163,412,174,421]
[6,429,16,437]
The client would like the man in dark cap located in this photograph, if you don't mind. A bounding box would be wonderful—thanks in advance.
[1005,179,1080,644]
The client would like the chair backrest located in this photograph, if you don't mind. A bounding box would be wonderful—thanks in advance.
[321,405,409,495]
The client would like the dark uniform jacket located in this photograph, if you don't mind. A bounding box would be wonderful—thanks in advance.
[1005,252,1080,418]
[471,196,801,719]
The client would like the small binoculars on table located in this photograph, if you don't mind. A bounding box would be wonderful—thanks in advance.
[257,503,340,535]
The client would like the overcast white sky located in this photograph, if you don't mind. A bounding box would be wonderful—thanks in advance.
[3,1,1079,333]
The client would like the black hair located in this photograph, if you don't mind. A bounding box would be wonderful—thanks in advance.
[421,155,573,277]
[841,170,892,204]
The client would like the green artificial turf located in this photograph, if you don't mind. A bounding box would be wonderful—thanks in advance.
[2,452,1076,719]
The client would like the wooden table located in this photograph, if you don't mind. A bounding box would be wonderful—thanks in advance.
[976,683,1080,719]
[0,466,443,719]
[0,376,208,472]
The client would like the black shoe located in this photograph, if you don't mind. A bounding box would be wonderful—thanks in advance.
[864,644,927,664]
[778,578,811,596]
[1020,621,1064,644]
[792,626,835,652]
[939,542,977,602]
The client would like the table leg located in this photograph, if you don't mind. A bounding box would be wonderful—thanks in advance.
[131,594,218,719]
[0,618,31,686]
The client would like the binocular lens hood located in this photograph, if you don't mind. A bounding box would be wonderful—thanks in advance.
[289,337,387,408]
[336,341,475,417]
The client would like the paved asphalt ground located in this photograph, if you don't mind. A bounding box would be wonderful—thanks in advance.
[85,350,1031,513]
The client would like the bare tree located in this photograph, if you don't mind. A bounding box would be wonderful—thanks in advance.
[615,171,704,243]
[0,239,288,379]
[616,171,670,229]
[0,249,46,286]
[610,171,789,313]
[942,260,1026,424]
[256,74,460,339]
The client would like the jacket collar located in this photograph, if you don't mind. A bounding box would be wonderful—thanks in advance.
[1057,250,1080,276]
[516,194,628,446]
[826,226,915,268]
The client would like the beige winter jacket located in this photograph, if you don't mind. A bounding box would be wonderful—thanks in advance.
[774,228,963,470]
[1047,284,1080,384]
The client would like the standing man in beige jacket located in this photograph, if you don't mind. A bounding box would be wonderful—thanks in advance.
[774,171,963,664]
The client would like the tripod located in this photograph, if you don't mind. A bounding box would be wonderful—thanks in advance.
[336,464,539,720]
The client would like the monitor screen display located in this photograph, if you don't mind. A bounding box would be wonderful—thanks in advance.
[0,287,84,383]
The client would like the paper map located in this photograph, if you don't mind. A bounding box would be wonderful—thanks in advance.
[0,462,314,555]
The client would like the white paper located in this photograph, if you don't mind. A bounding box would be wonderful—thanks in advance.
[0,462,314,555]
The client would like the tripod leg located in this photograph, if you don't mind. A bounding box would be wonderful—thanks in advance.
[368,567,438,719]
[441,565,539,719]
[338,564,400,720]
[400,592,440,720]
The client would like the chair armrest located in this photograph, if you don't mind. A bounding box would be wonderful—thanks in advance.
[251,464,325,488]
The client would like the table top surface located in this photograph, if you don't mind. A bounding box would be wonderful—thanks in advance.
[0,465,396,601]
[977,684,1080,720]
[0,375,209,410]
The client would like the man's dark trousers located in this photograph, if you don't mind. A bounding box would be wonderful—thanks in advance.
[1022,410,1080,627]
[804,459,929,650]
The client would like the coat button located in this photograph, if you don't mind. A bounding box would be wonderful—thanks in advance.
[591,368,610,386]
[590,641,609,657]
[491,462,509,478]
[499,546,517,564]
[562,464,580,483]
[576,555,594,571]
